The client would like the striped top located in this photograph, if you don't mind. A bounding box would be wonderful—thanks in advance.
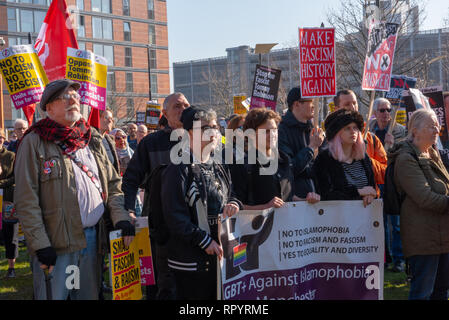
[341,160,369,190]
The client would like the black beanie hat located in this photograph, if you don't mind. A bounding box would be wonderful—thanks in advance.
[324,109,365,141]
[181,105,207,131]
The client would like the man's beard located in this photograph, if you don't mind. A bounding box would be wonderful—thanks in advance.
[65,104,82,123]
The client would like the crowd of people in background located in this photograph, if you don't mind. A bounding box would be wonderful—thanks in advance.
[2,78,449,301]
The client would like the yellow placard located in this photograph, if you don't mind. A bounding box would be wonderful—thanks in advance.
[328,101,335,113]
[395,109,406,126]
[135,217,155,286]
[110,230,142,300]
[234,95,248,115]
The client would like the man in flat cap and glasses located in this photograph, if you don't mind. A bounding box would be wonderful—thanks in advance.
[14,79,135,300]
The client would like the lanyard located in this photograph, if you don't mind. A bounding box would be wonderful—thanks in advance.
[58,143,106,201]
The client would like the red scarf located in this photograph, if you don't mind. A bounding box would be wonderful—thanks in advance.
[23,117,91,155]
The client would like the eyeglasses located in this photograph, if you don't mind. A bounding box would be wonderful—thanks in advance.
[58,93,81,101]
[115,136,126,140]
[378,108,391,113]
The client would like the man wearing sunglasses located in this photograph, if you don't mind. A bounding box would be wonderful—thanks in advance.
[368,97,406,274]
[368,98,406,151]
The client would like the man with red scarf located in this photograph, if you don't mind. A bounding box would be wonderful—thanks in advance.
[14,79,134,300]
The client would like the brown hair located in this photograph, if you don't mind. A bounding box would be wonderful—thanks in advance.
[243,108,281,131]
[227,114,246,130]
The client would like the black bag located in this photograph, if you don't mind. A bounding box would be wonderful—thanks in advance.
[383,153,419,215]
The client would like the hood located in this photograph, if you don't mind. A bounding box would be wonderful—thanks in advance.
[281,110,313,131]
[387,139,419,165]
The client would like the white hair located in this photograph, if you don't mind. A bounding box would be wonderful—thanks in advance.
[14,118,28,128]
[407,109,438,141]
[373,98,391,112]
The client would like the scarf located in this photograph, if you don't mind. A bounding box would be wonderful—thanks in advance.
[24,117,91,155]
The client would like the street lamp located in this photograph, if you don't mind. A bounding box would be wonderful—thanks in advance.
[0,36,5,129]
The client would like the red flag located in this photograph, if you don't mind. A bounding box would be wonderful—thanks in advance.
[22,104,36,126]
[88,107,100,130]
[34,0,78,82]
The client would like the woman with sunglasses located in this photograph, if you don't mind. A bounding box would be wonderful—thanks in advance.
[113,129,133,176]
[368,98,407,151]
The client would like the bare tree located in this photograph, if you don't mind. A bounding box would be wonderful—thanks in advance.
[327,0,427,115]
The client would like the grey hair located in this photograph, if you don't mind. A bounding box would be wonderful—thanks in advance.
[407,109,438,141]
[163,92,186,110]
[14,118,28,128]
[194,108,217,123]
[373,98,391,112]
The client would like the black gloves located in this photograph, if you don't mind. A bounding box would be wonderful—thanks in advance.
[115,220,135,236]
[36,246,57,267]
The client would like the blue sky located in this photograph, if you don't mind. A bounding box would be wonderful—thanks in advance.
[167,0,448,79]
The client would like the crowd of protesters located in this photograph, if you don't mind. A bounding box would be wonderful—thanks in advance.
[2,77,449,301]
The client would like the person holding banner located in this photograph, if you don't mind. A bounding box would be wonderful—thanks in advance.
[389,109,449,300]
[0,128,18,278]
[229,108,320,209]
[161,106,242,300]
[313,109,377,207]
[333,90,387,188]
[278,87,324,200]
[14,79,135,300]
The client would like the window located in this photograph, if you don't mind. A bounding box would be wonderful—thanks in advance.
[7,9,17,32]
[76,0,84,10]
[123,0,130,16]
[107,72,116,92]
[147,0,154,19]
[123,22,131,41]
[148,25,156,44]
[149,49,156,69]
[20,10,34,33]
[33,11,46,32]
[78,15,85,37]
[93,44,114,66]
[125,47,132,67]
[78,41,86,50]
[126,98,134,115]
[91,0,111,13]
[92,17,112,39]
[126,72,133,92]
[150,74,157,94]
[33,0,47,4]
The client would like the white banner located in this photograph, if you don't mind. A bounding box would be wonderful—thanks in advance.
[220,200,384,300]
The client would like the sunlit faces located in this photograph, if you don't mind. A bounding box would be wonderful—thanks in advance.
[374,101,392,127]
[292,100,315,122]
[100,110,114,133]
[163,94,190,129]
[45,88,81,127]
[337,92,358,112]
[114,132,127,149]
[255,119,278,157]
[415,115,441,148]
[339,122,360,145]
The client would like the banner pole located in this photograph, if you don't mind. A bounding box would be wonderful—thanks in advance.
[364,90,376,140]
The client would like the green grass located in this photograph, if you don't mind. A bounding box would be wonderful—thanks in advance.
[0,244,410,300]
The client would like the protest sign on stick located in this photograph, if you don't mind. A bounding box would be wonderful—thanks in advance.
[385,75,417,129]
[220,200,384,300]
[299,28,336,98]
[135,217,155,286]
[0,45,48,110]
[145,102,162,130]
[233,95,248,115]
[109,230,142,300]
[250,65,281,111]
[66,48,107,110]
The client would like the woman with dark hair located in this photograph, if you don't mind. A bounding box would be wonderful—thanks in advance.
[229,108,320,210]
[313,109,377,207]
[161,106,242,300]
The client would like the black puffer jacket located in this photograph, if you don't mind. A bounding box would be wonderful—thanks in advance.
[278,110,316,198]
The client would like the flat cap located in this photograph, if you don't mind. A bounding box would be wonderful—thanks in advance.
[40,79,81,111]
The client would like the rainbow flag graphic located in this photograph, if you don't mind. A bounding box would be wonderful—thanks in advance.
[233,243,247,267]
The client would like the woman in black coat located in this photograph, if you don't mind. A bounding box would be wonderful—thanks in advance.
[313,109,377,207]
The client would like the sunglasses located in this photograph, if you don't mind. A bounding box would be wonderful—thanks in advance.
[115,136,126,140]
[378,108,391,113]
[201,125,220,131]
